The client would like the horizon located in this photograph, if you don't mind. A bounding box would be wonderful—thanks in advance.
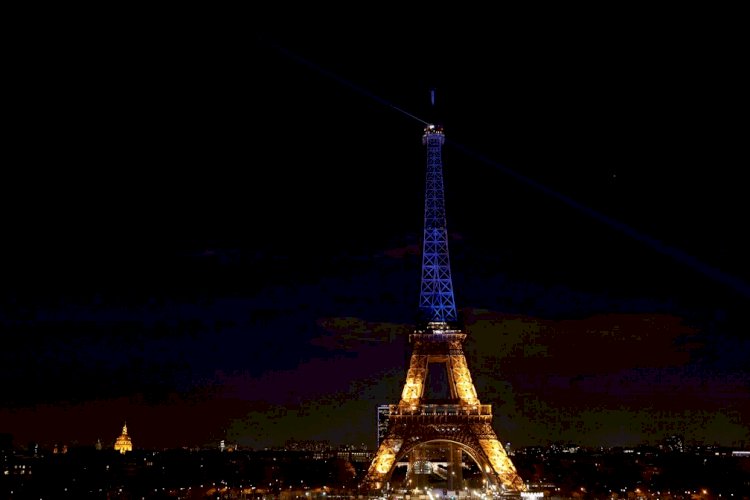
[3,430,743,453]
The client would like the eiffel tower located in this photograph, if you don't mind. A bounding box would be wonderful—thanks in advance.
[361,121,526,496]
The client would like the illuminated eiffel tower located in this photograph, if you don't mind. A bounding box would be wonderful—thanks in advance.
[362,120,526,496]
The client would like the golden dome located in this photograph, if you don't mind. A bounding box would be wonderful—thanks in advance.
[114,422,133,454]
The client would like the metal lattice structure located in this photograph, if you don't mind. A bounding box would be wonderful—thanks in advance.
[362,124,526,496]
[419,124,457,325]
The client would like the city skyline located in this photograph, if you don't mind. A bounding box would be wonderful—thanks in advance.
[2,24,748,452]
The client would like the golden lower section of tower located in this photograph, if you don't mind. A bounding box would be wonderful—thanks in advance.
[362,406,525,493]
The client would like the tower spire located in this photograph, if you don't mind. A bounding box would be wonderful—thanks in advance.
[419,116,457,327]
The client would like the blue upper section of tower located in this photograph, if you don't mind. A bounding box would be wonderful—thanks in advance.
[418,124,458,325]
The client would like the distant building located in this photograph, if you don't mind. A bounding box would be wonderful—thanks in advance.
[662,434,684,453]
[114,422,133,454]
[376,405,391,447]
[284,439,330,452]
[337,449,374,463]
[52,444,68,454]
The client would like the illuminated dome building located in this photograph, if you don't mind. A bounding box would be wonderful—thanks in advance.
[114,422,133,454]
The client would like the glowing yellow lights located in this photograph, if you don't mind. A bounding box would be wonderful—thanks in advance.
[114,422,133,454]
[451,356,479,405]
[365,319,522,493]
[368,438,402,476]
[479,439,526,491]
[400,354,427,405]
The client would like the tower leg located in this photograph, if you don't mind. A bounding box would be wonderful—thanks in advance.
[410,445,428,490]
[448,443,462,491]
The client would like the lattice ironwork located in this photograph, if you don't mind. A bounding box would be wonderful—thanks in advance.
[362,329,526,493]
[419,124,457,324]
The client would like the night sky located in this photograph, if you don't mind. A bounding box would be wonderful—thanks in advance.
[2,18,748,452]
